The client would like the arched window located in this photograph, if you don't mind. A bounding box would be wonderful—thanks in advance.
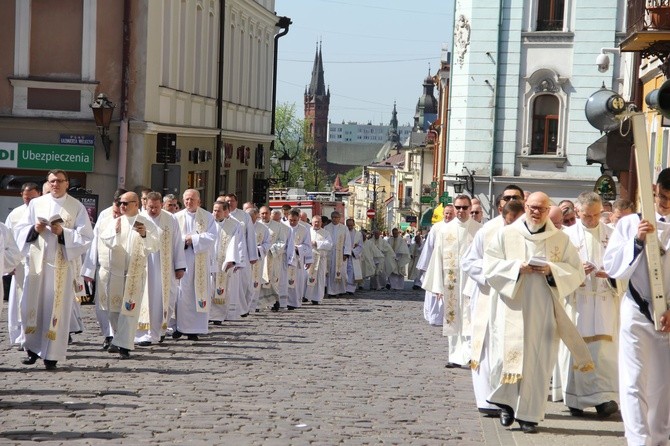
[536,0,564,31]
[531,95,559,154]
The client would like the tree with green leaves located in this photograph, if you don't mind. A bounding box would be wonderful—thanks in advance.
[272,102,328,191]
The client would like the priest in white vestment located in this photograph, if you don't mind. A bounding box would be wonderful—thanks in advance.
[222,194,258,316]
[325,212,352,297]
[484,192,592,434]
[260,208,288,311]
[98,192,159,358]
[603,168,670,446]
[0,222,21,317]
[369,230,394,290]
[345,219,364,294]
[135,192,186,345]
[285,209,313,309]
[360,230,381,282]
[305,215,333,304]
[422,196,481,366]
[17,170,93,370]
[173,189,217,340]
[561,192,619,417]
[209,200,245,321]
[461,198,524,415]
[246,207,270,313]
[5,182,40,346]
[408,234,423,289]
[416,205,455,325]
[387,227,411,290]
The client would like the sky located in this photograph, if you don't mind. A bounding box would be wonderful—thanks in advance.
[275,0,455,127]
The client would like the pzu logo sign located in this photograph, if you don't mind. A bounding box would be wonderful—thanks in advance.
[0,143,18,168]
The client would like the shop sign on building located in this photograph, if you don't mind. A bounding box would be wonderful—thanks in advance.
[0,142,94,172]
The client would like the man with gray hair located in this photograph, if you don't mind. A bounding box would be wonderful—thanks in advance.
[325,211,352,297]
[246,206,270,313]
[561,191,619,417]
[260,207,288,311]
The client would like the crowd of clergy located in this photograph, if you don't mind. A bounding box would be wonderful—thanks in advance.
[2,169,670,445]
[416,179,670,445]
[1,169,420,368]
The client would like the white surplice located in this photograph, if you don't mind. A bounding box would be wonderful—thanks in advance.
[346,229,364,293]
[260,219,288,308]
[603,213,670,446]
[325,223,352,296]
[305,227,332,302]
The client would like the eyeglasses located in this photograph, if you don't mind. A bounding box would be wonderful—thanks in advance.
[470,211,481,215]
[118,201,137,206]
[502,195,521,201]
[526,205,548,213]
[48,179,67,184]
[454,206,470,210]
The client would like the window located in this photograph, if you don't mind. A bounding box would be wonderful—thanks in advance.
[531,95,559,154]
[536,0,564,31]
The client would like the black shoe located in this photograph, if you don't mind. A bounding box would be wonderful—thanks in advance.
[478,408,501,417]
[595,400,618,418]
[499,405,514,427]
[102,336,113,350]
[43,360,57,370]
[255,309,260,313]
[346,292,354,295]
[412,285,421,290]
[211,320,222,325]
[136,341,151,347]
[271,302,280,312]
[518,420,538,434]
[445,362,460,368]
[22,350,39,365]
[187,334,199,341]
[311,300,319,305]
[287,305,296,311]
[118,347,130,359]
[68,334,73,344]
[172,330,182,340]
[240,313,249,318]
[159,335,165,343]
[302,298,309,303]
[108,344,120,353]
[569,407,585,417]
[385,284,391,290]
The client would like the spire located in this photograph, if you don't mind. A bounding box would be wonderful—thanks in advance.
[389,101,398,131]
[308,40,326,97]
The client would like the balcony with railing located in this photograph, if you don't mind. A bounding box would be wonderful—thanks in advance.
[621,0,670,67]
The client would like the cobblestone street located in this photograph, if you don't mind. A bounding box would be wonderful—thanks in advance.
[0,283,626,445]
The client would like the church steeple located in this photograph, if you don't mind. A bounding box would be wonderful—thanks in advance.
[304,40,330,174]
[308,41,327,97]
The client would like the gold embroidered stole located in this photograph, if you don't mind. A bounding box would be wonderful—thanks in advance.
[25,196,76,340]
[307,229,325,287]
[213,218,236,305]
[441,224,466,334]
[118,217,147,319]
[334,227,345,280]
[501,229,594,383]
[138,213,174,330]
[261,223,278,290]
[177,209,208,312]
[251,225,263,291]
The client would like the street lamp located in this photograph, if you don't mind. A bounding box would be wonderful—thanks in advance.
[454,166,475,195]
[90,93,115,160]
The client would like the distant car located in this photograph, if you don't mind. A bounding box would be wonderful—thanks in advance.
[0,175,45,190]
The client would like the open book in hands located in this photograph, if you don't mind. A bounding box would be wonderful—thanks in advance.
[528,256,548,267]
[37,214,64,226]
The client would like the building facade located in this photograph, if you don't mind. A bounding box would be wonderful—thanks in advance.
[445,0,626,215]
[0,0,281,221]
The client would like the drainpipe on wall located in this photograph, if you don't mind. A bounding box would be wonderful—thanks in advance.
[117,0,131,188]
[214,0,226,196]
[271,17,292,157]
[487,0,504,219]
